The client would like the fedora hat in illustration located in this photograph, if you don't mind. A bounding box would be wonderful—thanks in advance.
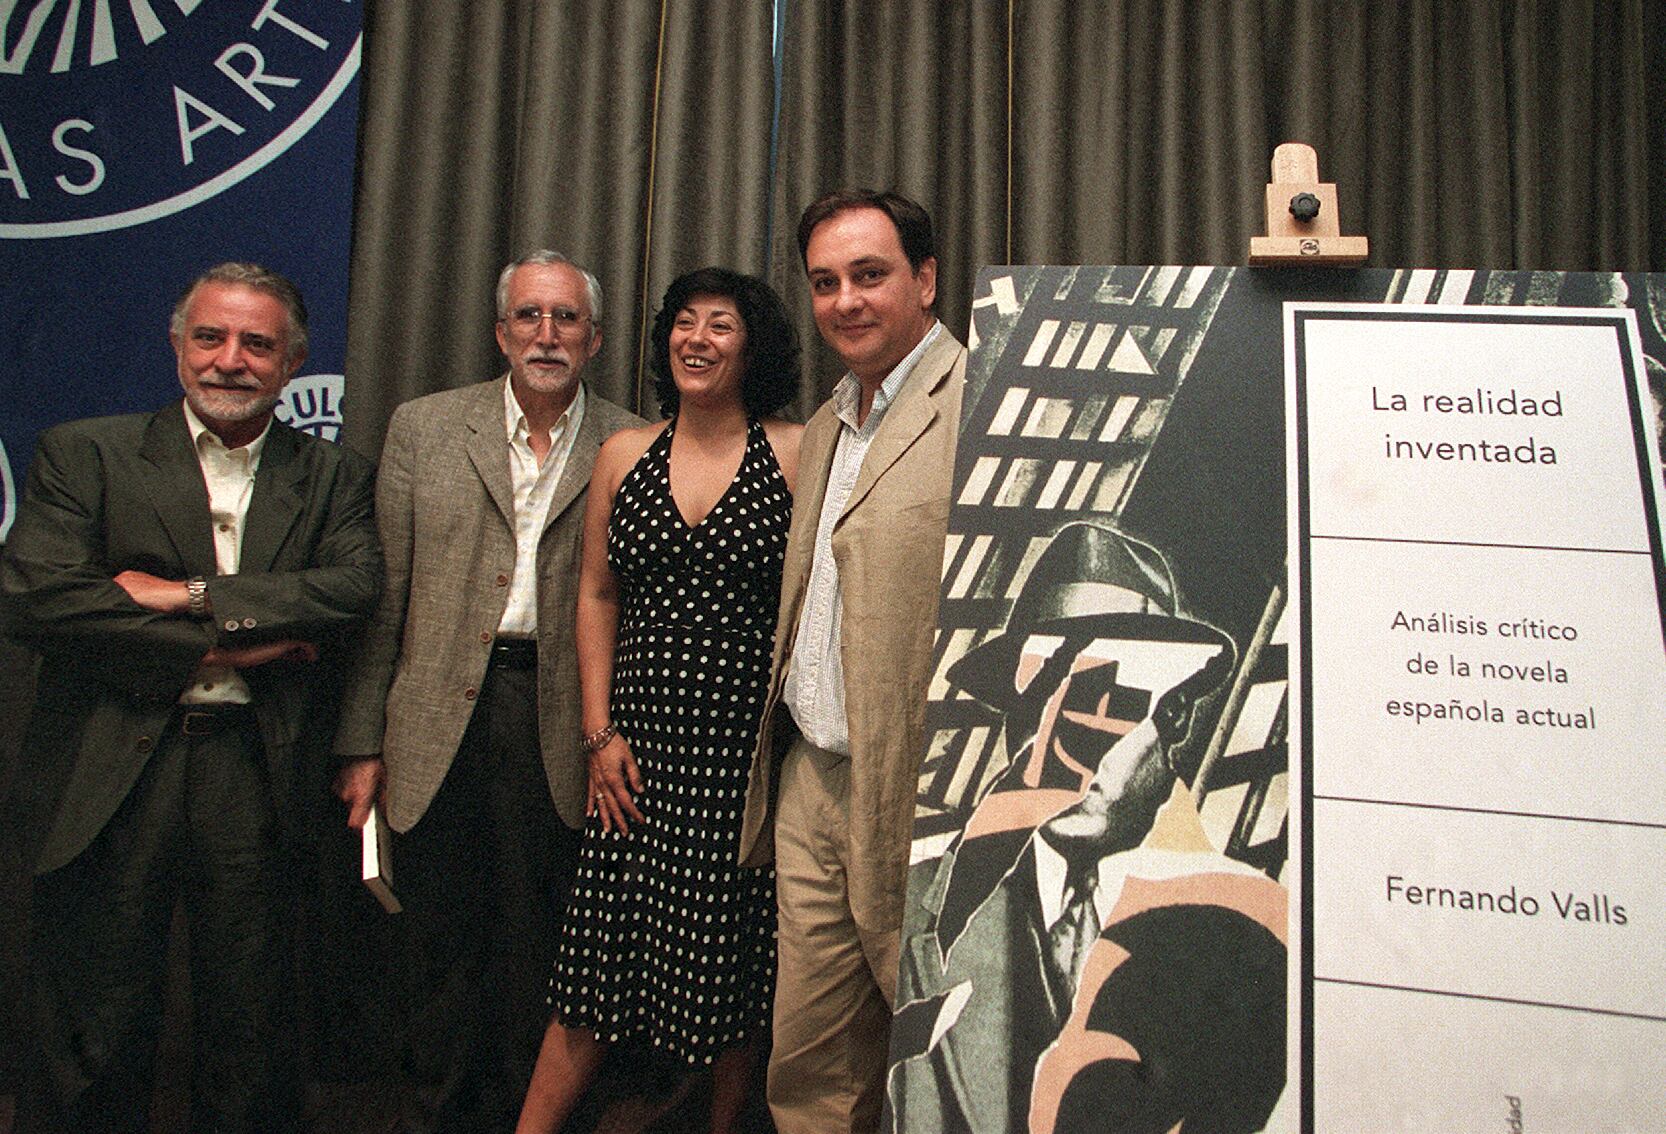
[947,521,1234,710]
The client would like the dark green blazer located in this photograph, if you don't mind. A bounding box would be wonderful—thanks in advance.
[1,402,382,874]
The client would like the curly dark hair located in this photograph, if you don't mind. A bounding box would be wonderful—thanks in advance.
[650,267,801,418]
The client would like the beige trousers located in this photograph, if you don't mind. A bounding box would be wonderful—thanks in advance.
[767,736,901,1134]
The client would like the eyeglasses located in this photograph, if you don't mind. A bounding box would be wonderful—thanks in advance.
[500,305,595,338]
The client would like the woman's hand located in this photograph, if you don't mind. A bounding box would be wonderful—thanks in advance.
[588,733,645,833]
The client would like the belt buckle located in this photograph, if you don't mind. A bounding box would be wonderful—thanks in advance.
[180,710,216,737]
[492,639,536,669]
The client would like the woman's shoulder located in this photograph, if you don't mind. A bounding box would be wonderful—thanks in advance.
[594,419,669,490]
[759,417,805,493]
[601,419,668,460]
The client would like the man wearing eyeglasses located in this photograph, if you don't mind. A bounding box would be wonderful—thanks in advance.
[3,262,381,1132]
[333,250,643,1132]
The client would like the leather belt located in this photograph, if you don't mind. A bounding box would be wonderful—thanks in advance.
[489,638,538,670]
[175,703,257,737]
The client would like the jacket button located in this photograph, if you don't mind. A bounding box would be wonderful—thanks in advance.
[241,617,257,629]
[224,619,239,631]
[464,687,478,700]
[495,573,510,586]
[479,631,492,643]
[136,736,154,753]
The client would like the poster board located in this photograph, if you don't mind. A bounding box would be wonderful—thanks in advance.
[1289,302,1666,1130]
[890,266,1666,1133]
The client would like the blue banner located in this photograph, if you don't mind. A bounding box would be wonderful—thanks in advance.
[1,0,363,539]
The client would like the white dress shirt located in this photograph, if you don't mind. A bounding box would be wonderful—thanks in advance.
[179,400,270,705]
[784,320,943,756]
[497,380,585,636]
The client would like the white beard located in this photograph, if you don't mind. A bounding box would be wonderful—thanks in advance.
[185,386,281,426]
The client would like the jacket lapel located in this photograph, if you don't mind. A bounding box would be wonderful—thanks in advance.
[465,377,516,529]
[839,331,957,521]
[238,422,304,572]
[137,403,217,576]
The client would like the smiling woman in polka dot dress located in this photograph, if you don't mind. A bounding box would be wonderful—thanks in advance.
[517,268,803,1134]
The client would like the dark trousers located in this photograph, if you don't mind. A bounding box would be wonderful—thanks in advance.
[21,708,295,1134]
[395,662,581,1133]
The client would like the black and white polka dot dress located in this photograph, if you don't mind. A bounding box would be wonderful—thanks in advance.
[551,415,787,1065]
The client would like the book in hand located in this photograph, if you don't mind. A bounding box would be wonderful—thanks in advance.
[361,802,402,914]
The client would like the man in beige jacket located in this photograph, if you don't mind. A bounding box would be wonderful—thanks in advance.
[740,189,967,1133]
[333,251,642,1132]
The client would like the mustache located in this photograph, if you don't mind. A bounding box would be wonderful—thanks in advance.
[202,374,261,390]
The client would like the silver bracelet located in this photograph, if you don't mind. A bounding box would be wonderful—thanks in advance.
[581,723,617,753]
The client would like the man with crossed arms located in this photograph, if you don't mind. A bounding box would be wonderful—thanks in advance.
[4,262,380,1132]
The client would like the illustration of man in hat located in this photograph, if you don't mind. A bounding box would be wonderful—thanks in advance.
[889,521,1288,1134]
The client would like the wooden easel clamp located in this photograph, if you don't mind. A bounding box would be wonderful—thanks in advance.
[1247,143,1368,265]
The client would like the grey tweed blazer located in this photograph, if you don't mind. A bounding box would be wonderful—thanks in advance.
[334,377,644,831]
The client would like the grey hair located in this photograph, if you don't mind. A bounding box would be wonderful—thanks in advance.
[171,262,309,362]
[495,250,603,324]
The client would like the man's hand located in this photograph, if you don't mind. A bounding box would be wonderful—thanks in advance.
[334,757,385,830]
[202,639,319,668]
[113,569,190,614]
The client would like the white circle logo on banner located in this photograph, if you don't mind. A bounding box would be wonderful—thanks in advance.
[0,2,360,238]
[0,438,14,541]
[274,373,344,441]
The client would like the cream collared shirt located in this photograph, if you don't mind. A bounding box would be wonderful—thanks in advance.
[497,380,586,636]
[784,320,944,756]
[179,400,270,705]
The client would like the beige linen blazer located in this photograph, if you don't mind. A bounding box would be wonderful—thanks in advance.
[740,328,967,933]
[334,378,644,832]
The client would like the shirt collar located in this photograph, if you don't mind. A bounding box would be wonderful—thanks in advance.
[831,319,943,431]
[504,378,585,448]
[182,398,271,465]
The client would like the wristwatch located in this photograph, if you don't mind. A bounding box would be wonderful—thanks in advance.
[186,576,211,619]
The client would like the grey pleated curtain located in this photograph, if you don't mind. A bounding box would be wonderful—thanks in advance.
[1007,0,1662,271]
[1262,0,1662,270]
[342,1,777,456]
[343,0,1665,453]
[763,1,1012,417]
